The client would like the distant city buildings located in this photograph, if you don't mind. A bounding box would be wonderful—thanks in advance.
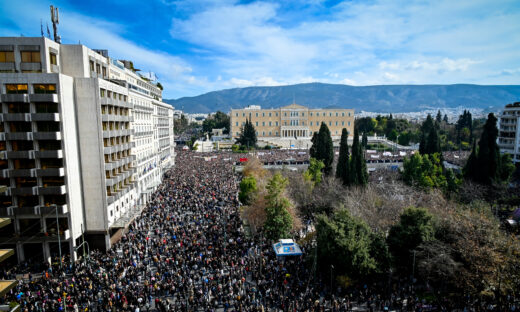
[0,36,175,262]
[498,102,520,163]
[231,104,354,139]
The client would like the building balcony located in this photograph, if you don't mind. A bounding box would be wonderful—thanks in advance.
[1,113,31,122]
[35,167,65,177]
[100,97,113,105]
[9,169,33,178]
[33,132,61,140]
[34,149,63,158]
[4,150,32,159]
[0,204,68,217]
[103,146,115,154]
[0,169,8,179]
[38,185,66,195]
[101,114,133,122]
[31,113,60,122]
[20,62,41,72]
[1,94,29,103]
[5,132,32,140]
[30,93,58,103]
[0,62,15,72]
[9,186,38,196]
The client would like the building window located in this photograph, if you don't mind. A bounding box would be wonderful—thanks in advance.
[276,112,278,116]
[342,112,345,116]
[242,113,245,117]
[336,112,338,116]
[102,66,107,77]
[100,88,106,97]
[329,112,332,117]
[262,112,265,117]
[33,84,56,94]
[269,121,272,126]
[275,121,278,126]
[348,112,351,117]
[269,131,272,136]
[256,113,258,117]
[236,122,238,126]
[49,52,57,65]
[348,122,351,126]
[262,131,265,136]
[0,51,15,62]
[255,122,258,126]
[235,113,238,117]
[310,112,313,116]
[21,51,41,63]
[5,84,28,94]
[302,121,305,126]
[336,121,338,126]
[284,112,287,116]
[329,121,332,126]
[302,112,305,116]
[316,112,319,116]
[310,122,313,126]
[236,132,239,136]
[342,121,345,126]
[262,122,265,126]
[89,60,94,72]
[269,112,271,117]
[276,131,278,135]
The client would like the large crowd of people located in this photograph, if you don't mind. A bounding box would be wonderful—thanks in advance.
[0,149,513,311]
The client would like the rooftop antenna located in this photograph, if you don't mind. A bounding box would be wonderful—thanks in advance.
[50,5,61,43]
[40,19,44,37]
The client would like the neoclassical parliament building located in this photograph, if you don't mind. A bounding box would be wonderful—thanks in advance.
[230,104,355,139]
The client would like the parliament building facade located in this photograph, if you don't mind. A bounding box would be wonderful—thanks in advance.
[230,104,355,139]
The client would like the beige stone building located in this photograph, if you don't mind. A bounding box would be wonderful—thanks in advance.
[231,104,354,139]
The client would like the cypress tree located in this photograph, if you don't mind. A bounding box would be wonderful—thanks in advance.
[476,113,499,184]
[336,128,350,185]
[463,140,478,180]
[309,132,318,159]
[316,123,334,175]
[436,110,442,123]
[419,114,434,155]
[425,127,441,155]
[237,118,257,148]
[361,131,368,148]
[349,127,368,186]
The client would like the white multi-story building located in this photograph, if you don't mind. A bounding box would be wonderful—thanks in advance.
[498,102,520,163]
[0,36,174,262]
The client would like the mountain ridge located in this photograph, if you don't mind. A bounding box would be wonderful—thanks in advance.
[163,83,520,114]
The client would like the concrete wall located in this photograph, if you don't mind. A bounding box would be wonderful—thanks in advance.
[58,74,85,241]
[74,78,107,233]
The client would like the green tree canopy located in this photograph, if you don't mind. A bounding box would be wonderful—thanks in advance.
[238,176,258,205]
[336,128,350,185]
[236,118,257,148]
[264,173,293,240]
[203,111,231,134]
[304,157,325,187]
[387,207,435,270]
[316,209,389,279]
[349,127,368,186]
[310,123,334,175]
[464,113,514,185]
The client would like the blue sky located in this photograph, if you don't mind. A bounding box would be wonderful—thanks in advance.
[1,0,520,99]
